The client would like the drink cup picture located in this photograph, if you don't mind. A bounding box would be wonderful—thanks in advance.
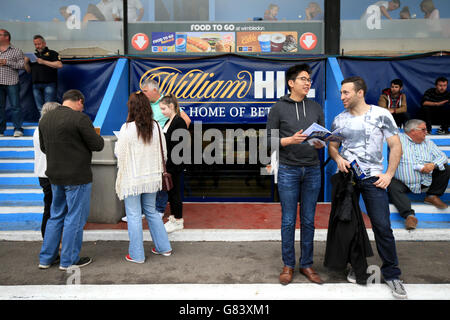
[258,34,271,52]
[271,33,286,52]
[176,34,187,52]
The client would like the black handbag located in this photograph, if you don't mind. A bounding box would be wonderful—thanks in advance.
[156,122,173,191]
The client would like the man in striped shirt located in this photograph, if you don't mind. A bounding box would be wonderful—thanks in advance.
[388,119,449,230]
[0,29,25,137]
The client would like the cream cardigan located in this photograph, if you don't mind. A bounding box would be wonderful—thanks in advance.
[115,121,167,200]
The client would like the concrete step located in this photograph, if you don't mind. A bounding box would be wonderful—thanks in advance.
[0,176,40,188]
[0,149,34,159]
[357,193,450,229]
[0,198,449,232]
[389,202,450,229]
[408,191,450,202]
[0,138,34,148]
[391,203,449,213]
[0,211,43,231]
[3,128,36,137]
[0,192,43,201]
[429,136,450,146]
[390,212,449,222]
[0,200,44,206]
[3,123,37,138]
[0,206,43,213]
[0,190,44,207]
[0,162,34,173]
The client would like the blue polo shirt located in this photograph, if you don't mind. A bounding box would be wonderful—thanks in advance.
[151,95,168,127]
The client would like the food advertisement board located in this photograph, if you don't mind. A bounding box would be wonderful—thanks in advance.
[129,22,322,55]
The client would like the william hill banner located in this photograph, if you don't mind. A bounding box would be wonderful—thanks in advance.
[130,55,325,123]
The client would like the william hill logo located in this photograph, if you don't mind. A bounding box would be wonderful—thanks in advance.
[139,67,298,100]
[140,67,252,99]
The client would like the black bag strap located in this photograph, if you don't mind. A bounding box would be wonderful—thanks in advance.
[322,157,332,168]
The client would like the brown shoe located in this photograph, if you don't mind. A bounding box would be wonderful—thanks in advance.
[299,267,323,284]
[279,266,294,285]
[424,195,448,210]
[405,215,418,230]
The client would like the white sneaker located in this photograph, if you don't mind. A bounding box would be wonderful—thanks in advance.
[347,268,356,284]
[151,247,172,257]
[385,279,408,299]
[121,215,145,222]
[164,215,184,233]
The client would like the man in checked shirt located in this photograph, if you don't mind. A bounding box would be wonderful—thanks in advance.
[388,119,449,230]
[0,29,26,137]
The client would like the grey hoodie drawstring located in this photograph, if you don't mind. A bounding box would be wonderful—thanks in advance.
[295,101,306,121]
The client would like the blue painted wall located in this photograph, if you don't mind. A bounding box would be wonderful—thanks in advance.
[323,57,344,201]
[337,55,450,120]
[93,58,129,135]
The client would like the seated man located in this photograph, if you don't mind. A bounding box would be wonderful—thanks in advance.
[421,76,450,134]
[378,79,409,128]
[388,119,449,230]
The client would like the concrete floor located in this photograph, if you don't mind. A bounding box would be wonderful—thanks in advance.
[1,240,449,286]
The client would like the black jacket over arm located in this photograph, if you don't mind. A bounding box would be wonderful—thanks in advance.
[324,171,373,284]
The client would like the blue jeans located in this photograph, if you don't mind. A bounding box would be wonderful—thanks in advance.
[124,192,171,262]
[32,82,57,113]
[0,83,23,133]
[357,177,401,281]
[39,183,92,268]
[278,164,321,269]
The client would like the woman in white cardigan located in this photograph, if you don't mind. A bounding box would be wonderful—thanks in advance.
[115,91,172,263]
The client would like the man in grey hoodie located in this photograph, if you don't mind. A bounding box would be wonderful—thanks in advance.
[266,63,325,285]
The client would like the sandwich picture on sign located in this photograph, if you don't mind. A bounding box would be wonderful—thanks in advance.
[187,37,212,52]
[186,32,235,53]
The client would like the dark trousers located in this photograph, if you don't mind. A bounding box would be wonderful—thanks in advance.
[356,177,401,281]
[392,112,410,129]
[388,164,450,219]
[167,170,183,219]
[39,177,53,238]
[422,104,450,132]
[0,83,23,133]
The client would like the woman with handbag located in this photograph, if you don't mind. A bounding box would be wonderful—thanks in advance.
[115,92,172,263]
[159,94,188,233]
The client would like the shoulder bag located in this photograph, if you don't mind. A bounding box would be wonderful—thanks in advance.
[156,121,173,191]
